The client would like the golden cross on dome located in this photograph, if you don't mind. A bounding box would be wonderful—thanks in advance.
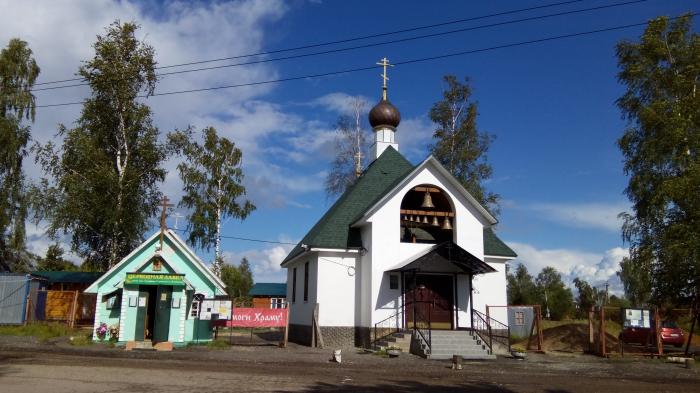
[376,57,394,100]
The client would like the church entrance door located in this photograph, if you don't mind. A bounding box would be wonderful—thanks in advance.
[405,273,454,330]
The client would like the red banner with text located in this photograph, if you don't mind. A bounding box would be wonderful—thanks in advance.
[221,308,288,328]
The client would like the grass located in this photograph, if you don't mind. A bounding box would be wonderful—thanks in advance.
[69,335,93,346]
[206,339,230,349]
[0,323,77,341]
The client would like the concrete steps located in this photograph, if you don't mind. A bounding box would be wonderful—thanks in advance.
[412,330,496,360]
[374,330,412,352]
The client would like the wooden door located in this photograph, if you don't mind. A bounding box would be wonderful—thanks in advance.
[154,286,171,343]
[405,274,454,330]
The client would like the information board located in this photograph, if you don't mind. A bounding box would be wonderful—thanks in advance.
[199,300,232,320]
[623,308,651,328]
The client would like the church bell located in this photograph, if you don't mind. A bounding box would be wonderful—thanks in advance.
[421,190,435,209]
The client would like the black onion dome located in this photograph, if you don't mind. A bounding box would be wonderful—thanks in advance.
[369,99,401,129]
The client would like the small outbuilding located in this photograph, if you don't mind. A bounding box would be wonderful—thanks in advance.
[249,283,287,309]
[84,229,227,347]
[0,273,47,325]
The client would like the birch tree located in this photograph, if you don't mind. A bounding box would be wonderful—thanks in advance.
[429,75,499,216]
[325,97,369,197]
[168,126,255,276]
[0,38,39,272]
[34,21,165,271]
[616,14,700,305]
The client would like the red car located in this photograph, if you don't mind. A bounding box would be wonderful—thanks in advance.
[620,320,686,347]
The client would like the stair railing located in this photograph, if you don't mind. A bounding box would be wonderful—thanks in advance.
[472,309,510,353]
[372,308,404,349]
[413,301,432,354]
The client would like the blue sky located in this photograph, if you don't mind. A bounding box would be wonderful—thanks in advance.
[2,0,698,291]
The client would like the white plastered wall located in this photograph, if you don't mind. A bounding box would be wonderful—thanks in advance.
[362,163,490,327]
[315,251,358,327]
[472,257,509,325]
[287,255,318,326]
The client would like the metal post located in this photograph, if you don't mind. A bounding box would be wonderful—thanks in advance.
[412,273,417,331]
[685,307,697,356]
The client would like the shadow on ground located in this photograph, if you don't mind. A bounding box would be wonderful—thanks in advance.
[279,380,528,393]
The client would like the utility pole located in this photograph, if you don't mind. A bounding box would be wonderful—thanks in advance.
[604,282,609,306]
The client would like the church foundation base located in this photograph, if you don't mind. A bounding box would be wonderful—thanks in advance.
[288,324,371,348]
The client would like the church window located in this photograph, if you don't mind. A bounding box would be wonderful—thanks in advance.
[303,261,309,302]
[389,274,399,290]
[292,268,297,303]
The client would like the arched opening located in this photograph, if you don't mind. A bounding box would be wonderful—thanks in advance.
[399,184,454,243]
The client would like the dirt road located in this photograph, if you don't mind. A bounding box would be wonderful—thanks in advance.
[0,344,698,392]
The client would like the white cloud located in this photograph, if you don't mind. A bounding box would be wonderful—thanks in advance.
[395,116,431,161]
[311,92,371,115]
[508,242,628,295]
[528,202,629,232]
[222,240,294,283]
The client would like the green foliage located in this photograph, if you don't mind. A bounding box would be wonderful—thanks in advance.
[69,335,93,346]
[429,75,499,216]
[33,21,166,271]
[35,243,78,271]
[572,277,603,317]
[220,257,254,300]
[168,126,254,275]
[616,14,700,305]
[0,38,39,272]
[325,97,368,197]
[617,256,652,307]
[536,267,574,320]
[507,263,538,305]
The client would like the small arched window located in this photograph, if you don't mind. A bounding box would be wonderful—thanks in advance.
[399,185,454,243]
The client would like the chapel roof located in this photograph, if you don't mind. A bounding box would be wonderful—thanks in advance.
[281,147,516,264]
[282,146,414,264]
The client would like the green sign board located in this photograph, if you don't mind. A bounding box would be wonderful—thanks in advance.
[125,273,185,286]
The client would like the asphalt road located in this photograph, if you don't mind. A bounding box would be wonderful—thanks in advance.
[1,346,699,393]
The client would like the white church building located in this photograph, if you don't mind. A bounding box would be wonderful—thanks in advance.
[281,77,517,354]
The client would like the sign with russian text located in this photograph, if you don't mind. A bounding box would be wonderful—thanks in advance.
[224,308,288,328]
[125,273,185,286]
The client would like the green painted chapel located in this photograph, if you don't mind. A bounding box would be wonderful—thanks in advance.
[84,229,227,347]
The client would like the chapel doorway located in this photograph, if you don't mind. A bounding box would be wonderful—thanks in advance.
[134,285,171,342]
[405,274,454,330]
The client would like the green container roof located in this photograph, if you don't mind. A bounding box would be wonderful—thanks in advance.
[248,282,287,297]
[32,271,104,284]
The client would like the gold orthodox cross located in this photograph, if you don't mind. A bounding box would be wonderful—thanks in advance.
[159,196,174,250]
[376,57,394,100]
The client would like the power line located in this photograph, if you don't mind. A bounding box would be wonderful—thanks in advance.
[29,0,648,93]
[32,0,588,87]
[171,227,297,246]
[35,12,697,109]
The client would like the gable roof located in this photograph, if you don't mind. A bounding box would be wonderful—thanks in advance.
[354,155,497,226]
[84,229,226,294]
[483,228,517,258]
[282,146,414,265]
[33,271,103,284]
[282,148,514,265]
[248,282,287,297]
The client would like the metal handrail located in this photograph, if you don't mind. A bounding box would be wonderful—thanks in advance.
[372,308,404,349]
[413,301,432,354]
[472,309,510,352]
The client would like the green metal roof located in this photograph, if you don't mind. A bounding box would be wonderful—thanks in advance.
[281,147,517,264]
[282,146,414,264]
[483,228,517,257]
[248,282,287,297]
[32,271,104,284]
